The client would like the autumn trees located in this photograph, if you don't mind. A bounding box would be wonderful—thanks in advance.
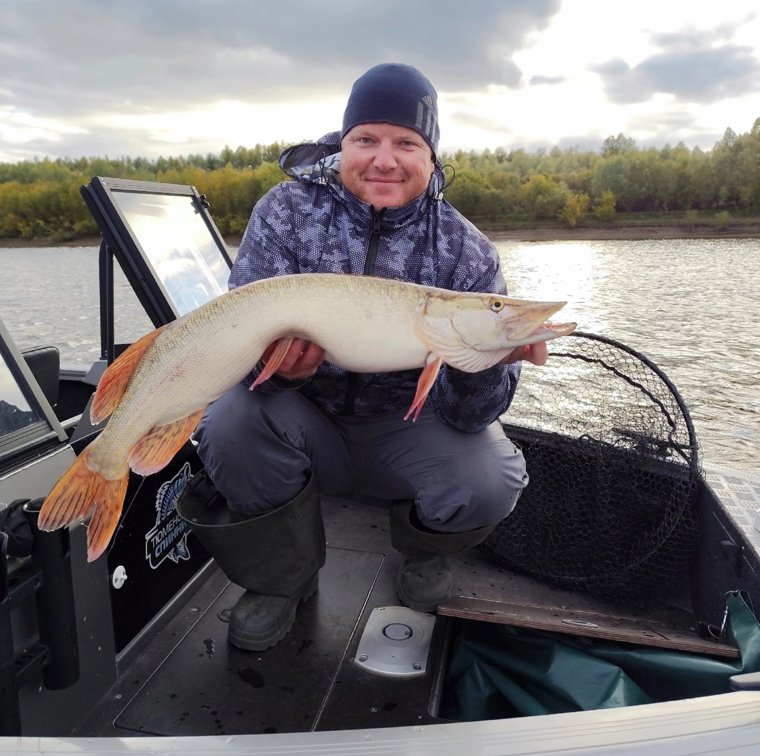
[1,121,760,240]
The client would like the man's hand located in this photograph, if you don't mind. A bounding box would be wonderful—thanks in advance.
[261,338,325,381]
[502,341,548,366]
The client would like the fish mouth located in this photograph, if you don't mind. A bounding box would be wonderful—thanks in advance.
[505,320,577,347]
[503,301,570,343]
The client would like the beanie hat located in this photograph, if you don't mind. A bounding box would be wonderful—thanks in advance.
[341,63,440,156]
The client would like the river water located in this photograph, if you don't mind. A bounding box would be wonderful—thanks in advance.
[0,239,757,472]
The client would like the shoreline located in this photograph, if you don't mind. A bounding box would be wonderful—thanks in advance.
[485,222,760,242]
[1,222,759,249]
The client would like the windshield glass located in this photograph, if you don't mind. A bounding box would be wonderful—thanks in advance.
[0,351,43,439]
[111,191,230,315]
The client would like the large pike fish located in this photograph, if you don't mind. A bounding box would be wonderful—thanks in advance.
[38,273,575,561]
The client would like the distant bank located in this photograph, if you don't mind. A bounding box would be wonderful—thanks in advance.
[486,220,760,242]
[2,219,759,248]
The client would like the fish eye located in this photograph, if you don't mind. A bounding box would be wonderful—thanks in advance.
[489,298,504,312]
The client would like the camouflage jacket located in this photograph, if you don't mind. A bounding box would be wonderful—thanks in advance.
[229,132,521,432]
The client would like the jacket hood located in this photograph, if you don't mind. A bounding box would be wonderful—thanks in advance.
[278,131,446,202]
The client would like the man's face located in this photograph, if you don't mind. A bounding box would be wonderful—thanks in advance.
[340,123,435,210]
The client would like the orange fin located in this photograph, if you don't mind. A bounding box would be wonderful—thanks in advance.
[127,409,205,476]
[250,337,294,390]
[404,355,443,422]
[83,476,130,562]
[38,446,129,562]
[90,325,168,424]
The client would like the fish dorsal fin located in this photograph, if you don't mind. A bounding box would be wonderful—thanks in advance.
[90,325,168,424]
[128,409,205,476]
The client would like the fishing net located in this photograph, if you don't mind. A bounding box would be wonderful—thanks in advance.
[482,332,701,603]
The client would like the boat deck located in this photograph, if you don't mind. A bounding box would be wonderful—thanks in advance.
[71,485,746,738]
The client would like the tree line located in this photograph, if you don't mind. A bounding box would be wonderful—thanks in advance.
[1,120,759,241]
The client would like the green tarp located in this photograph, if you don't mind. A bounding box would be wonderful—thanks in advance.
[442,593,760,721]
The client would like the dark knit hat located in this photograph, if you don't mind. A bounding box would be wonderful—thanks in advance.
[341,63,440,156]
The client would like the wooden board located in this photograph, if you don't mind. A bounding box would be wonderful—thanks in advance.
[438,595,739,659]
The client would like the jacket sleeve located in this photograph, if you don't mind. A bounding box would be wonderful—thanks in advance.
[428,231,522,433]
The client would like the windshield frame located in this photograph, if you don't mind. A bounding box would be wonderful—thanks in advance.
[0,318,67,467]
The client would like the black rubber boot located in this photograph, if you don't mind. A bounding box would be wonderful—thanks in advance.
[389,501,496,612]
[177,471,325,651]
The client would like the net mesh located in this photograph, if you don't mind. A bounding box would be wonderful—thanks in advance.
[482,332,701,603]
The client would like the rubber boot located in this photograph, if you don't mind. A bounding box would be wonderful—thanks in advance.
[177,471,325,651]
[390,501,496,612]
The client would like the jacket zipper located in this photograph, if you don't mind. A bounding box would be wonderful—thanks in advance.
[342,209,385,415]
[363,209,385,276]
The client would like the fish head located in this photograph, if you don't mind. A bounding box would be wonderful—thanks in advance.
[419,291,576,373]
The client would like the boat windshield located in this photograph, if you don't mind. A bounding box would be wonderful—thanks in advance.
[0,351,43,439]
[109,190,229,315]
[0,320,66,463]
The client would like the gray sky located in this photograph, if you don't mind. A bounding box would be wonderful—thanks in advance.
[2,0,759,162]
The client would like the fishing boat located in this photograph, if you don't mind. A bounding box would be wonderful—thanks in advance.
[2,177,760,754]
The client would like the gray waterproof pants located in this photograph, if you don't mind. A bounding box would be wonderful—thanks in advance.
[194,383,528,533]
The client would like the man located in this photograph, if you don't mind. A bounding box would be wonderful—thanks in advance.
[178,63,547,651]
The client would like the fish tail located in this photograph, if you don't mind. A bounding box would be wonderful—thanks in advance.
[38,446,129,562]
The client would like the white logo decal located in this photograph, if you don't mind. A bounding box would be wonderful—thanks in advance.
[145,462,192,569]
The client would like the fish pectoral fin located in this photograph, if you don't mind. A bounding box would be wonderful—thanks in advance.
[404,354,443,422]
[250,336,295,390]
[91,325,169,424]
[128,409,206,476]
[37,445,130,562]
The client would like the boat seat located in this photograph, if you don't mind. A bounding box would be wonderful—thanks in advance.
[21,345,60,407]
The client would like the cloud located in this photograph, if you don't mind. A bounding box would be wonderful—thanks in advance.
[529,74,565,86]
[449,109,515,136]
[0,0,560,114]
[2,1,757,161]
[593,27,760,104]
[0,0,562,159]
